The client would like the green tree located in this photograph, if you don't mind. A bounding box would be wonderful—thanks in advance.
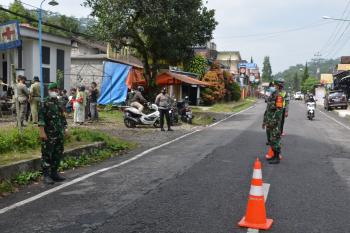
[262,56,273,82]
[0,5,10,24]
[83,0,217,86]
[293,72,300,91]
[186,55,208,78]
[8,0,31,23]
[302,62,309,84]
[301,77,319,94]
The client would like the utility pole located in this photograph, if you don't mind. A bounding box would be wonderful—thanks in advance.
[314,52,322,80]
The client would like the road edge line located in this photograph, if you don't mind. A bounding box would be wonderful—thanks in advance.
[318,109,350,131]
[0,105,255,215]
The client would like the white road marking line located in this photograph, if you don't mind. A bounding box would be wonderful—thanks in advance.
[318,109,350,131]
[0,106,255,215]
[247,183,270,233]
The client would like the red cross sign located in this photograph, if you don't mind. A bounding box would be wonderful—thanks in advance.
[0,21,21,51]
[2,27,15,40]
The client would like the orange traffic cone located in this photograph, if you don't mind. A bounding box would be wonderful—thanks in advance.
[238,158,273,230]
[265,147,274,159]
[265,147,283,160]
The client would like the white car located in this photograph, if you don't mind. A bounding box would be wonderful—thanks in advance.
[294,92,303,100]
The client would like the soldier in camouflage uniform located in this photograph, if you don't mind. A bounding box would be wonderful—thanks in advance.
[38,83,67,184]
[263,85,283,164]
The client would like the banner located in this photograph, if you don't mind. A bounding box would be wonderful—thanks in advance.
[0,21,21,51]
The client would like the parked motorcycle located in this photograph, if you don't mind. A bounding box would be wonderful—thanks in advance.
[307,102,315,120]
[123,103,160,128]
[177,97,193,124]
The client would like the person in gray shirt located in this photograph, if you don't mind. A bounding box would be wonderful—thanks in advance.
[155,87,173,131]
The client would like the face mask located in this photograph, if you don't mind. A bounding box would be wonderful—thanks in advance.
[49,91,58,98]
[269,87,276,93]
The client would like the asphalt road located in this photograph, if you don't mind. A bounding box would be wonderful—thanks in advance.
[1,100,350,233]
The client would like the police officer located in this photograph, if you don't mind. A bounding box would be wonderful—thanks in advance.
[38,82,68,184]
[263,84,283,164]
[155,87,173,131]
[29,76,41,124]
[17,75,29,127]
[275,79,289,135]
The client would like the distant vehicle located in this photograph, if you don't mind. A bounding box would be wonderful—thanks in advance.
[307,102,316,120]
[294,92,303,100]
[324,91,348,111]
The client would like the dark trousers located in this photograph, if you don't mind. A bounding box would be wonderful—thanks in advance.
[281,109,286,134]
[159,109,171,129]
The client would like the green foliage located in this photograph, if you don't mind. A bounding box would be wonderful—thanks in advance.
[8,0,31,24]
[56,69,64,90]
[274,58,339,91]
[262,56,273,82]
[84,0,217,83]
[0,126,131,156]
[59,149,113,171]
[0,5,10,24]
[302,62,309,84]
[301,77,319,94]
[14,171,41,185]
[67,128,132,151]
[186,55,208,78]
[292,72,300,91]
[0,126,40,154]
[228,82,241,101]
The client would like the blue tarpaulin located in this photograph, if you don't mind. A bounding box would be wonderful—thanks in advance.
[98,61,131,105]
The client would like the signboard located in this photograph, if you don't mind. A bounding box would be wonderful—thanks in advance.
[0,21,21,51]
[238,62,257,69]
[320,73,333,85]
[246,63,257,69]
[337,64,350,71]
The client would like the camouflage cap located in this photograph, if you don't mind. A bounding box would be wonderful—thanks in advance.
[274,78,285,84]
[48,82,58,90]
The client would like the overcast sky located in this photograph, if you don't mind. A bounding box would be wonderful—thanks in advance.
[2,0,350,73]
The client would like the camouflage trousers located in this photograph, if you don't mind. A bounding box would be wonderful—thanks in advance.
[267,126,281,153]
[41,136,64,172]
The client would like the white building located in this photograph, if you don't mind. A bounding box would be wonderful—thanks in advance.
[0,23,71,91]
[217,51,242,75]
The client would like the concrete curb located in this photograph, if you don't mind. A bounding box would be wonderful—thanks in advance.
[0,142,106,181]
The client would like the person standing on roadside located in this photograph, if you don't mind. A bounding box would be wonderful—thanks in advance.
[74,86,87,125]
[29,76,41,124]
[263,86,283,164]
[276,79,289,135]
[155,87,173,132]
[38,82,67,184]
[17,75,29,127]
[89,82,99,122]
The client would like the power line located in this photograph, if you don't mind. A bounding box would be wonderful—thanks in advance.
[216,21,335,39]
[319,0,350,55]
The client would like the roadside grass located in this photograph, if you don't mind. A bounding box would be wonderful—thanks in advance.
[99,110,124,125]
[193,113,214,126]
[0,125,133,166]
[0,128,134,196]
[193,98,255,113]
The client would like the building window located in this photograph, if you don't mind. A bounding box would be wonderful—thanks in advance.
[56,49,65,71]
[43,67,50,83]
[42,46,50,65]
[56,49,65,89]
[17,46,22,69]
